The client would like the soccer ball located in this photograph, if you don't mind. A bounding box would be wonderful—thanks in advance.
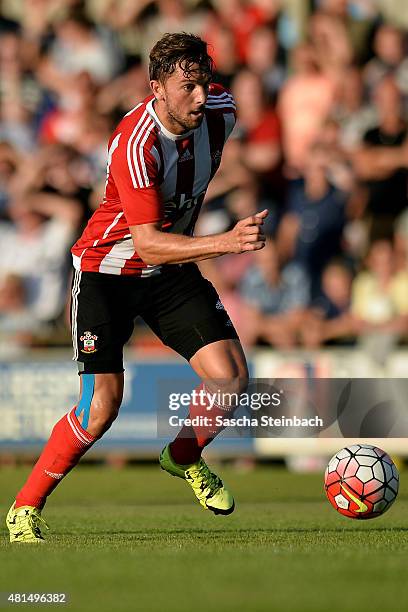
[324,444,399,519]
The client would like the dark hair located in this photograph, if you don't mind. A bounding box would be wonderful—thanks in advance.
[149,32,214,82]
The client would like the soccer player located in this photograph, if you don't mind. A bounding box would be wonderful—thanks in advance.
[6,32,267,542]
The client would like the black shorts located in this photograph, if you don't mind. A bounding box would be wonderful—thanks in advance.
[71,263,239,374]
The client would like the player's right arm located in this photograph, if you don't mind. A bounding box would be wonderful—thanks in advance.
[129,210,267,265]
[110,116,267,266]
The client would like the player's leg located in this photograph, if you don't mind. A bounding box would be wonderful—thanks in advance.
[160,339,247,514]
[7,270,136,542]
[6,373,123,543]
[145,263,245,514]
[170,338,248,464]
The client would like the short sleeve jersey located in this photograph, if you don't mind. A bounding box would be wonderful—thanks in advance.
[71,83,236,276]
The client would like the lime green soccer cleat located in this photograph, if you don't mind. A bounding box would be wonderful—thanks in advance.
[159,445,235,515]
[6,503,49,543]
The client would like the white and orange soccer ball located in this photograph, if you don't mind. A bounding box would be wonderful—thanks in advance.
[324,444,399,519]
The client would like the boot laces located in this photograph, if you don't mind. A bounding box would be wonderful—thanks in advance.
[186,460,223,500]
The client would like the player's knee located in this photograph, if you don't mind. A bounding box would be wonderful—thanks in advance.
[224,360,249,393]
[207,361,248,399]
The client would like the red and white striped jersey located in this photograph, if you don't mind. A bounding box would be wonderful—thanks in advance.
[71,83,236,276]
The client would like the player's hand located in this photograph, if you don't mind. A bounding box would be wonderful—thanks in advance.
[225,209,268,253]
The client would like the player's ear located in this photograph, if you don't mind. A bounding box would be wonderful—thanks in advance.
[151,80,165,102]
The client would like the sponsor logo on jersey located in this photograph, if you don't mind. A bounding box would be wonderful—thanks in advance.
[80,331,98,354]
[178,149,194,162]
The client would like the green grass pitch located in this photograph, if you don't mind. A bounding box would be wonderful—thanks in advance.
[0,464,407,612]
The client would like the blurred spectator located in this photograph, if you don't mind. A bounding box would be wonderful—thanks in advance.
[238,239,310,347]
[308,10,354,77]
[205,0,276,65]
[96,63,150,119]
[314,0,377,64]
[139,0,207,64]
[0,192,81,340]
[277,142,347,298]
[335,65,377,150]
[278,43,336,170]
[352,240,408,325]
[45,12,123,85]
[351,239,408,360]
[300,259,355,347]
[0,273,33,340]
[352,76,408,241]
[232,68,284,226]
[246,24,286,103]
[210,25,240,91]
[33,144,94,223]
[364,24,408,97]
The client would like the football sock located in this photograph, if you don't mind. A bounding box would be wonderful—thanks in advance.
[15,408,96,510]
[170,383,234,465]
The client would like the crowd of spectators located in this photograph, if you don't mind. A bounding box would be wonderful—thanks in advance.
[0,0,407,358]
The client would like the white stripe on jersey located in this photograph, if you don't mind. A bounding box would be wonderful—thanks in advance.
[132,116,154,188]
[98,238,136,274]
[207,92,234,101]
[91,210,124,249]
[137,120,156,187]
[206,98,235,106]
[206,93,235,106]
[193,116,211,195]
[127,110,148,188]
[205,103,236,110]
[124,102,143,117]
[102,211,124,239]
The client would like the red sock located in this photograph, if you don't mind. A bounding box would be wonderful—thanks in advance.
[15,408,96,510]
[170,383,233,465]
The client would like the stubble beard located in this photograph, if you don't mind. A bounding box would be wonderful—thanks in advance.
[167,105,203,133]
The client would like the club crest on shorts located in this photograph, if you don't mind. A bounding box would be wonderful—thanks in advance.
[80,331,98,353]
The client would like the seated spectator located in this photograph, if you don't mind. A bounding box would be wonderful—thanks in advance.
[352,239,408,328]
[300,259,356,348]
[277,142,347,298]
[351,239,408,361]
[238,239,310,347]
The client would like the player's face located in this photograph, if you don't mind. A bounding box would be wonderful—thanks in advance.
[152,64,211,134]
